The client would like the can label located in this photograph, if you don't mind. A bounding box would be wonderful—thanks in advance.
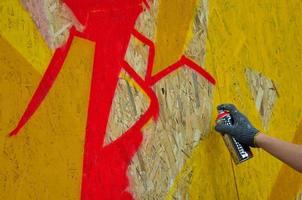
[216,110,253,164]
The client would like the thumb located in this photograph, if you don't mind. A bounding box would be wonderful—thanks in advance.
[215,123,234,134]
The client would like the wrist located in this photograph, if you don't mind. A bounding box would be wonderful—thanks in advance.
[254,132,266,147]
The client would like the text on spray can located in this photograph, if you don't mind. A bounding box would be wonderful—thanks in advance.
[216,110,253,164]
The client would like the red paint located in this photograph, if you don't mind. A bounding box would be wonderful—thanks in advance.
[9,28,75,136]
[216,111,230,121]
[9,0,215,199]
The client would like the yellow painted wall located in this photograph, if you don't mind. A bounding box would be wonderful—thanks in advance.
[153,0,198,75]
[1,0,302,199]
[0,35,94,199]
[269,120,302,200]
[183,0,302,199]
[0,0,52,74]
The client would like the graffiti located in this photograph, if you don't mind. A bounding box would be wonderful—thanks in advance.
[8,0,215,199]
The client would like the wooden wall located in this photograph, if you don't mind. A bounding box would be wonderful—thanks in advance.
[1,0,302,199]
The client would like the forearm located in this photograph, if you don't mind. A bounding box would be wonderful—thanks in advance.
[255,133,302,172]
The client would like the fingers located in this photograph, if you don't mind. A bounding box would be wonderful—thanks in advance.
[217,103,237,112]
[215,122,234,135]
[217,104,239,116]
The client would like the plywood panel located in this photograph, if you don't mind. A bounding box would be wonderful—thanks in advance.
[0,0,243,199]
[205,0,302,199]
[0,0,52,74]
[0,36,94,199]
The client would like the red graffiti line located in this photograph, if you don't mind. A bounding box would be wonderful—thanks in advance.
[9,0,216,199]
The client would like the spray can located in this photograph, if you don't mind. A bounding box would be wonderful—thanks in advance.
[216,110,253,164]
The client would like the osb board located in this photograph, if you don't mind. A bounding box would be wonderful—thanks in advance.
[0,0,218,199]
[205,0,302,199]
[11,0,302,199]
[20,0,82,49]
[0,35,94,199]
[245,68,278,130]
[0,0,52,74]
[269,119,302,200]
[106,0,215,198]
[107,68,213,199]
[9,0,302,199]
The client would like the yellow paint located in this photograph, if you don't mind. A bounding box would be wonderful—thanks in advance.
[196,0,302,199]
[119,71,148,98]
[269,120,302,200]
[166,132,238,200]
[0,0,52,74]
[0,36,95,199]
[153,0,198,75]
[1,0,302,198]
[168,0,302,199]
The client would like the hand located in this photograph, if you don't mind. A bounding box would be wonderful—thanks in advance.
[215,104,259,147]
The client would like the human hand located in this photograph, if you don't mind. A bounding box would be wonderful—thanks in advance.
[215,104,259,147]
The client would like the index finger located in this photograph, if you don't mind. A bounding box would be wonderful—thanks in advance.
[217,104,238,114]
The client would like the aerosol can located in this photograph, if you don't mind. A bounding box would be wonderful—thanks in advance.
[216,110,253,164]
